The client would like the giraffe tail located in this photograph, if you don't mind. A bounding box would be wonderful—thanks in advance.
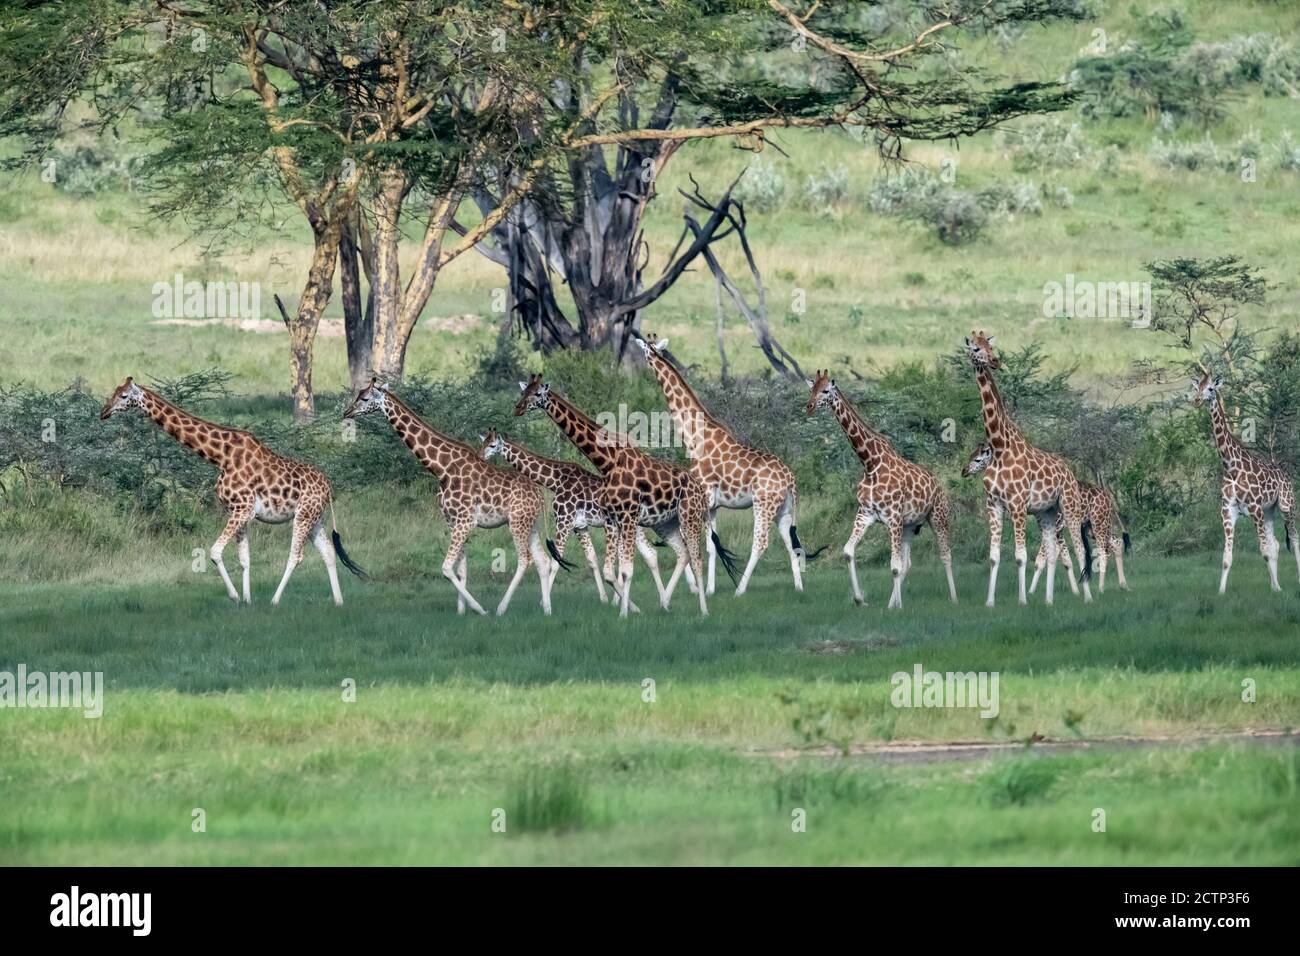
[545,538,576,572]
[789,526,828,561]
[327,494,368,579]
[331,530,369,580]
[1080,521,1094,582]
[711,531,741,585]
[1123,531,1132,555]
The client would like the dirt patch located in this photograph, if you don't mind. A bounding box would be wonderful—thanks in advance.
[747,729,1297,765]
[801,634,902,655]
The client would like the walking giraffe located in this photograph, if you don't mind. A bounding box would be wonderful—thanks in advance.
[478,428,668,610]
[514,374,731,617]
[636,335,806,596]
[1193,371,1299,593]
[99,377,366,605]
[963,442,1130,593]
[964,332,1092,606]
[342,380,554,616]
[806,370,956,608]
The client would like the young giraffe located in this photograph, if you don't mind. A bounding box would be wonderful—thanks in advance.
[342,380,554,616]
[1193,372,1299,593]
[964,332,1092,606]
[963,442,1130,593]
[99,377,366,605]
[478,428,668,609]
[514,374,722,617]
[806,370,956,608]
[636,335,805,596]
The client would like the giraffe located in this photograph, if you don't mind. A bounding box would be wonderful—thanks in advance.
[1193,371,1299,593]
[477,428,668,610]
[636,334,807,596]
[514,374,727,617]
[964,331,1093,607]
[806,370,956,608]
[342,380,554,616]
[963,442,1130,593]
[99,377,365,605]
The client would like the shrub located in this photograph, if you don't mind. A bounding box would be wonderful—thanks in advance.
[734,158,786,213]
[801,163,849,217]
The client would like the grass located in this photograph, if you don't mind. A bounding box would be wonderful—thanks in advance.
[2,543,1299,864]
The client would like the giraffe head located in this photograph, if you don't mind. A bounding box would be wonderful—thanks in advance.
[805,369,837,416]
[342,378,387,419]
[514,374,550,416]
[99,376,145,419]
[1192,370,1223,407]
[478,427,507,461]
[961,441,994,477]
[634,332,670,360]
[964,330,1001,370]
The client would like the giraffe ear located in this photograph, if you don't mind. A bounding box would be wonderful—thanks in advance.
[964,337,972,347]
[655,338,668,351]
[1213,376,1223,388]
[805,378,814,388]
[518,381,527,392]
[986,335,996,346]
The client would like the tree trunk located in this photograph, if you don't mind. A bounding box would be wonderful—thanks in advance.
[288,219,344,422]
[340,211,376,392]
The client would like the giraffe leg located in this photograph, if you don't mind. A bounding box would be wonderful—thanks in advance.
[577,528,607,603]
[236,526,251,604]
[615,517,639,619]
[843,508,873,606]
[455,552,468,615]
[442,523,487,615]
[210,509,252,604]
[1038,510,1059,606]
[548,516,574,595]
[530,520,555,615]
[930,500,957,603]
[496,521,536,617]
[1028,535,1048,595]
[1282,494,1299,585]
[272,510,315,606]
[775,491,804,592]
[660,527,690,611]
[1095,526,1109,595]
[736,495,779,596]
[887,522,911,610]
[605,526,642,615]
[679,496,710,616]
[1220,503,1237,595]
[1011,510,1029,606]
[311,521,344,606]
[704,508,718,596]
[1063,503,1093,604]
[1110,534,1129,591]
[1060,526,1080,595]
[1248,503,1280,593]
[985,500,1004,607]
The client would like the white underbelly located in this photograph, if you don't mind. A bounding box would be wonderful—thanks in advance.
[253,497,293,524]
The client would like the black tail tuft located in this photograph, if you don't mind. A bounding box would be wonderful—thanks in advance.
[332,530,369,580]
[710,530,741,585]
[1285,524,1291,553]
[546,538,576,572]
[1123,531,1132,555]
[1080,522,1094,582]
[789,525,828,562]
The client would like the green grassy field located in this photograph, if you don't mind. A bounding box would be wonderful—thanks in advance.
[3,542,1299,864]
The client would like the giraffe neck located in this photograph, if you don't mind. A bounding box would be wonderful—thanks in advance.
[828,390,895,468]
[1208,394,1245,472]
[139,389,245,469]
[646,351,722,456]
[974,365,1024,453]
[381,392,475,482]
[543,393,622,475]
[500,440,587,494]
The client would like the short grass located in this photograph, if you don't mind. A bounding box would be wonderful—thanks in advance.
[2,538,1299,864]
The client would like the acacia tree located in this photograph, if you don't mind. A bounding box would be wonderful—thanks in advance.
[467,0,1091,362]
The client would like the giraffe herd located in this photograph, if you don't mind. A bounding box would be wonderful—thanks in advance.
[97,329,1300,613]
